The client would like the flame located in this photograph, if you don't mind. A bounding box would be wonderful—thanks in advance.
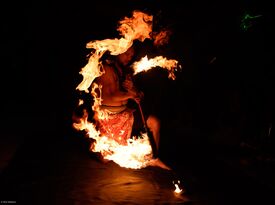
[117,10,152,43]
[73,10,180,169]
[78,99,84,106]
[76,10,153,93]
[153,29,172,47]
[72,109,100,138]
[132,55,180,80]
[73,10,156,169]
[73,109,154,169]
[101,134,153,169]
[173,180,183,194]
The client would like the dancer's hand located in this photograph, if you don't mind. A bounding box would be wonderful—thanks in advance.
[130,90,143,104]
[123,75,134,90]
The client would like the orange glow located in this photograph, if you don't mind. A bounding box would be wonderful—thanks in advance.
[100,134,153,169]
[73,110,154,169]
[132,55,180,80]
[73,10,157,169]
[76,10,153,93]
[73,10,180,169]
[153,29,172,46]
[78,99,84,106]
[173,180,183,194]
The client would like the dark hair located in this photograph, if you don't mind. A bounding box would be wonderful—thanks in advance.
[100,50,114,63]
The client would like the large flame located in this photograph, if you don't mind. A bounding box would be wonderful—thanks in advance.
[76,10,153,93]
[132,55,180,80]
[73,10,179,169]
[73,109,153,169]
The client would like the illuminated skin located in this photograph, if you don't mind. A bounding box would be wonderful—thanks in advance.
[96,46,161,152]
[95,47,136,106]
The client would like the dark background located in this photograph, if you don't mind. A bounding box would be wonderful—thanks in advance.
[1,0,275,203]
[3,0,274,148]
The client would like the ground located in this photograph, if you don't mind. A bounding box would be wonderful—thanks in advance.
[1,114,275,205]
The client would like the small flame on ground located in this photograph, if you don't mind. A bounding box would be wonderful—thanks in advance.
[173,180,183,194]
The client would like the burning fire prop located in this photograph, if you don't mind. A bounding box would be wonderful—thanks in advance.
[73,10,181,170]
[173,180,183,194]
[132,55,179,80]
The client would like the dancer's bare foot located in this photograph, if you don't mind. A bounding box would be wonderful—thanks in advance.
[148,158,171,170]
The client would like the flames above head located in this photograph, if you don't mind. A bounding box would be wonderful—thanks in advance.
[76,10,153,93]
[73,10,181,169]
[117,10,153,43]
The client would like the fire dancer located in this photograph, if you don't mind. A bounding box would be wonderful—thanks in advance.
[93,43,170,170]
